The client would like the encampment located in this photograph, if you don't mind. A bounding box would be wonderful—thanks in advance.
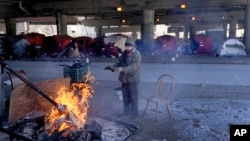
[217,38,246,57]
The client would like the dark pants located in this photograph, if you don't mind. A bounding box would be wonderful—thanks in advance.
[122,82,139,116]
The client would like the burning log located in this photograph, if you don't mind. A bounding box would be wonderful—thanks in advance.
[39,120,102,141]
[2,112,103,141]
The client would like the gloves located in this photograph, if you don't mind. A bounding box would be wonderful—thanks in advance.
[104,66,114,72]
[115,67,124,72]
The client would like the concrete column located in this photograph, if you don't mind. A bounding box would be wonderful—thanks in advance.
[0,23,5,33]
[132,31,137,40]
[56,12,67,35]
[190,22,196,38]
[5,18,16,36]
[175,30,180,39]
[222,23,228,39]
[184,24,189,40]
[0,63,4,124]
[95,26,103,37]
[244,4,250,53]
[229,20,237,38]
[141,9,154,52]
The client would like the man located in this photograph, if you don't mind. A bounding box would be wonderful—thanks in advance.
[104,36,141,119]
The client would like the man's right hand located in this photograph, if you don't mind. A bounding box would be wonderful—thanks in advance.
[104,66,114,72]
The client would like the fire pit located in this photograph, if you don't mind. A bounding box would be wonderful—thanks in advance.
[1,114,137,141]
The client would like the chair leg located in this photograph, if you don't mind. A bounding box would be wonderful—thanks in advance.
[156,102,159,122]
[166,102,171,118]
[142,101,149,117]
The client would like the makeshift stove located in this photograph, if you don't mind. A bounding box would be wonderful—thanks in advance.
[0,70,137,141]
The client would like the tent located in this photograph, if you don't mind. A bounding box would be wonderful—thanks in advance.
[191,35,213,54]
[95,34,127,58]
[155,35,177,54]
[217,39,246,56]
[25,32,45,46]
[74,36,98,55]
[42,35,72,55]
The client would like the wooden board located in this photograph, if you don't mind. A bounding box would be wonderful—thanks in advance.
[8,78,71,124]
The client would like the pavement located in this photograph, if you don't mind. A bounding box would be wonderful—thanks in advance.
[15,54,250,64]
[1,54,250,141]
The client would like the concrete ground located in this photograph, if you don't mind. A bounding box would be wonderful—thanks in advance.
[1,54,250,141]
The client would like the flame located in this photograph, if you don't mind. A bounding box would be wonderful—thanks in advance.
[45,72,95,134]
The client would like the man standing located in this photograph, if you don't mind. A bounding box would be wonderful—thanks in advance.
[104,36,141,119]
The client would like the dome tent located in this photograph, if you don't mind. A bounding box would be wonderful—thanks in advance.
[217,38,246,57]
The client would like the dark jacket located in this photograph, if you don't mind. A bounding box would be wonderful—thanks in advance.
[113,47,141,83]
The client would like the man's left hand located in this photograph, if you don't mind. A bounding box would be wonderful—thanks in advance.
[116,67,124,72]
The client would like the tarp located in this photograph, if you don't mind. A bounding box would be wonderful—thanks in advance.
[6,35,29,57]
[95,34,127,57]
[12,38,30,57]
[191,35,213,54]
[155,35,177,54]
[217,38,246,56]
[25,32,46,46]
[54,35,72,51]
[75,36,97,55]
[43,35,72,54]
[104,34,127,51]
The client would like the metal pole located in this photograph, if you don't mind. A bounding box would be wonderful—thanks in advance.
[0,59,5,124]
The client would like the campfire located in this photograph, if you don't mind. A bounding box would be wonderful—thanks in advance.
[42,71,98,140]
[45,73,95,136]
[0,61,138,141]
[2,72,106,141]
[0,71,137,141]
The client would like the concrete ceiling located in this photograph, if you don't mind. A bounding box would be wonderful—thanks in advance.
[0,0,248,26]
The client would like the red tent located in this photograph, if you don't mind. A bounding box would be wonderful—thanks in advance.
[193,35,213,54]
[25,32,45,46]
[74,36,96,54]
[54,35,72,48]
[75,36,95,47]
[156,35,177,54]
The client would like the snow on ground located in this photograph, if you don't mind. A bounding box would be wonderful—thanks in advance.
[138,98,250,141]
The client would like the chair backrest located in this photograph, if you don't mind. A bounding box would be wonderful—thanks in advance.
[154,74,175,99]
[7,70,27,90]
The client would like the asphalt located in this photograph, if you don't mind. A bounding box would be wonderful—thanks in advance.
[1,54,250,141]
[14,54,250,64]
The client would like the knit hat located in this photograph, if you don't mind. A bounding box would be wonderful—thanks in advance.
[125,37,135,47]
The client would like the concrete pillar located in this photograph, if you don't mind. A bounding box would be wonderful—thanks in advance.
[189,22,196,38]
[5,18,16,36]
[95,26,103,37]
[56,12,67,35]
[132,31,137,40]
[244,4,250,53]
[0,63,4,124]
[222,23,228,39]
[184,24,189,40]
[141,9,154,52]
[0,23,5,33]
[175,30,179,40]
[229,20,237,38]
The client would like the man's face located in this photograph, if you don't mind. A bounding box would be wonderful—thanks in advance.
[125,46,133,51]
